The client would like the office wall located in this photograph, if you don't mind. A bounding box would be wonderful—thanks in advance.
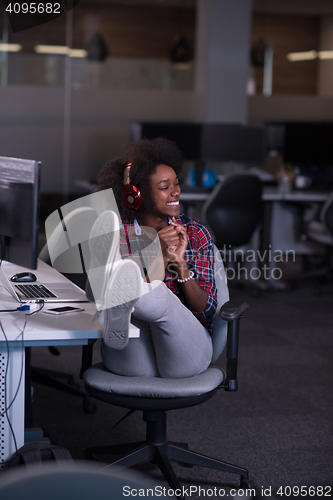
[196,0,252,123]
[318,15,333,97]
[251,14,320,95]
[1,3,333,195]
[2,83,332,193]
[0,85,204,192]
[248,94,333,125]
[0,0,253,194]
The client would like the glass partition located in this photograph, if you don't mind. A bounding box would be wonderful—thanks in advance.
[0,3,195,91]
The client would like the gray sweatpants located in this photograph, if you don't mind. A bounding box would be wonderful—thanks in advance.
[101,281,213,379]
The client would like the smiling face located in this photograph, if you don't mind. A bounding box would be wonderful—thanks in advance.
[149,164,181,219]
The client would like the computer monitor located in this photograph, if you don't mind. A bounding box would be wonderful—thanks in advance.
[265,121,286,156]
[130,122,202,161]
[130,121,266,165]
[201,124,266,164]
[284,121,333,165]
[0,156,41,270]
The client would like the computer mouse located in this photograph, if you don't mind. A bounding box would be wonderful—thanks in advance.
[10,272,37,283]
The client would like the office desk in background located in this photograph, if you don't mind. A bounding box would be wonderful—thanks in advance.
[260,187,330,257]
[181,186,330,251]
[74,181,330,279]
[180,186,330,204]
[0,260,139,467]
[75,179,330,204]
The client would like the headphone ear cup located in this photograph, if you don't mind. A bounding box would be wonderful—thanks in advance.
[123,183,142,210]
[123,162,142,210]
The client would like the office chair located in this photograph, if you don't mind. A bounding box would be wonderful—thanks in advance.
[290,189,333,291]
[201,173,263,289]
[28,206,98,417]
[0,461,161,500]
[82,247,258,496]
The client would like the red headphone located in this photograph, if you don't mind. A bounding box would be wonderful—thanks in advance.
[123,163,142,210]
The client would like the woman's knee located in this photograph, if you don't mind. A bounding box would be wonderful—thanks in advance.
[134,281,172,322]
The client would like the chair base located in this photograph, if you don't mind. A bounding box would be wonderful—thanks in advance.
[85,410,249,495]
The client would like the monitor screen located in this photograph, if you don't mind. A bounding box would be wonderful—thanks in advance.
[0,156,41,269]
[130,122,202,160]
[265,122,286,156]
[284,122,333,165]
[200,124,265,164]
[130,122,265,164]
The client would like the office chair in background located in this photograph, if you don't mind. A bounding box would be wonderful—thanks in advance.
[290,189,333,292]
[27,206,98,418]
[201,173,263,291]
[82,246,258,496]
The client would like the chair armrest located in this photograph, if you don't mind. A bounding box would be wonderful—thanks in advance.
[220,301,249,321]
[219,301,249,392]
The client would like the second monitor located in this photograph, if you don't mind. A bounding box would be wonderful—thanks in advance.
[0,156,41,270]
[130,121,265,165]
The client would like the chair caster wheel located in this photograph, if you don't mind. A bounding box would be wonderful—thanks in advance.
[83,396,96,414]
[240,479,259,498]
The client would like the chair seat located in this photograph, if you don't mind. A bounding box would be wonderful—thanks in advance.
[83,363,224,398]
[307,226,333,246]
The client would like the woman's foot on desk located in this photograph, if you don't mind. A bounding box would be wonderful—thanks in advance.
[88,210,121,308]
[100,259,142,350]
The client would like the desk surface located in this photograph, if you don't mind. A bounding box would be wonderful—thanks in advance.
[0,259,139,344]
[76,178,331,204]
[180,186,330,203]
[262,187,330,202]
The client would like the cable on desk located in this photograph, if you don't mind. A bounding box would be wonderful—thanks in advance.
[0,301,45,467]
[0,305,30,313]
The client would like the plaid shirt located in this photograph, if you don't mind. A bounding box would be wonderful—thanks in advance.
[119,214,217,335]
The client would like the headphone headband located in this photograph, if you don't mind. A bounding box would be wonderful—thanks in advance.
[123,163,131,185]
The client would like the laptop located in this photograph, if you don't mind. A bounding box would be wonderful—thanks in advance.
[0,265,89,304]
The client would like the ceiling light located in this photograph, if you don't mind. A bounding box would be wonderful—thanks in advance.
[318,50,333,60]
[286,50,317,62]
[0,43,22,52]
[34,45,87,58]
[69,49,87,58]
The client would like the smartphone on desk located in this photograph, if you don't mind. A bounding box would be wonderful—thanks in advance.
[43,306,84,315]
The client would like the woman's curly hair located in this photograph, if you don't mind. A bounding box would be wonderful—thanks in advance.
[97,137,184,222]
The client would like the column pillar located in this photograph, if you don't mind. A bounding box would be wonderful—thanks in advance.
[317,15,333,97]
[195,0,252,123]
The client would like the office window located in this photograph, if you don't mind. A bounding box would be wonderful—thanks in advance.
[0,2,196,90]
[250,13,321,95]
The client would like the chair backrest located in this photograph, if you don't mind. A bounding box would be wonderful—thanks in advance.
[321,189,333,236]
[211,244,229,364]
[202,173,263,248]
[0,462,160,500]
[39,206,97,274]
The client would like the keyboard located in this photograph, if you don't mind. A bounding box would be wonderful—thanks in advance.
[15,284,57,299]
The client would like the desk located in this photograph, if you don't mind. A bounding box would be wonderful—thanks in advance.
[0,260,139,467]
[261,187,330,203]
[180,186,330,204]
[260,188,329,261]
[181,187,331,283]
